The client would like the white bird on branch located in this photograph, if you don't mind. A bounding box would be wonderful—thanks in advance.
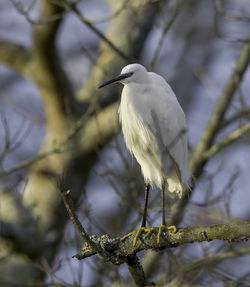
[99,63,189,245]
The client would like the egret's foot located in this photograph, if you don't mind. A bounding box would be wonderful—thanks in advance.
[145,226,158,238]
[157,225,177,244]
[120,227,152,246]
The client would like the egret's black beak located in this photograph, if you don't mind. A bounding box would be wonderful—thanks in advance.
[98,73,133,88]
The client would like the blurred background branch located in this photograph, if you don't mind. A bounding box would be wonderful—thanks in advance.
[167,35,250,227]
[0,0,250,286]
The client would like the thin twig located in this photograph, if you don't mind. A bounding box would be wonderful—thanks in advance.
[150,1,182,70]
[61,190,98,250]
[215,0,250,22]
[182,246,250,274]
[82,0,129,24]
[0,113,11,161]
[190,35,250,176]
[62,190,148,286]
[167,36,250,226]
[221,109,250,128]
[168,246,250,283]
[0,103,118,176]
[0,147,62,175]
[203,123,250,160]
[10,0,66,25]
[64,1,133,62]
[61,189,122,265]
[9,121,33,153]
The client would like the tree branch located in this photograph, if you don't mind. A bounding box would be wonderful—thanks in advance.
[167,35,250,227]
[0,42,30,74]
[76,0,160,109]
[62,189,129,265]
[73,221,250,261]
[10,0,66,25]
[0,102,120,176]
[215,0,250,22]
[0,147,62,176]
[62,188,148,286]
[127,255,147,287]
[190,35,250,177]
[79,103,120,153]
[203,123,250,160]
[150,1,182,70]
[62,187,250,286]
[0,191,43,258]
[221,109,250,128]
[179,246,250,275]
[64,1,133,62]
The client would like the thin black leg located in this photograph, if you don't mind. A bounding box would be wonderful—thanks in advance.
[161,183,166,226]
[141,184,150,227]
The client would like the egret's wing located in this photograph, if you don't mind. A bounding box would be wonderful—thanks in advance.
[135,72,189,186]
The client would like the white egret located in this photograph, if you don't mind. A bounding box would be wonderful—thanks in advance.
[99,63,189,245]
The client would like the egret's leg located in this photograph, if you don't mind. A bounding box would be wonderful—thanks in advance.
[161,183,166,226]
[157,182,177,243]
[141,184,150,227]
[120,184,151,246]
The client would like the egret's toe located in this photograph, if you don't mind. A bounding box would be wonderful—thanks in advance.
[120,227,152,246]
[157,225,177,244]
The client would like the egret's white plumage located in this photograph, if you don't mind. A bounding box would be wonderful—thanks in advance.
[117,64,189,198]
[99,63,189,198]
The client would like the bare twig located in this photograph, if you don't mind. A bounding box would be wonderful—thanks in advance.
[62,189,148,286]
[221,109,250,128]
[150,1,182,70]
[9,121,33,153]
[81,0,129,24]
[0,147,62,176]
[10,0,66,25]
[167,34,250,224]
[190,35,250,176]
[203,123,250,160]
[0,102,119,176]
[0,113,11,161]
[215,0,250,22]
[0,41,30,75]
[61,190,124,265]
[63,1,133,62]
[172,246,250,283]
[61,190,98,251]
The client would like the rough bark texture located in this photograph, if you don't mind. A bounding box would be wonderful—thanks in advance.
[74,221,250,261]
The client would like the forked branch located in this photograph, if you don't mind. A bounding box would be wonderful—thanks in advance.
[62,188,250,285]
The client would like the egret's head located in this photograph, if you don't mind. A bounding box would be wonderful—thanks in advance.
[98,63,148,88]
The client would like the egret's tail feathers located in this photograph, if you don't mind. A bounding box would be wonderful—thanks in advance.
[166,154,190,198]
[166,178,184,198]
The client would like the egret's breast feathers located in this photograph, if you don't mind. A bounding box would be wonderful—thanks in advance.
[119,89,164,187]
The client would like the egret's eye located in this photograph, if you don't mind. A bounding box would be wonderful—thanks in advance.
[128,72,134,76]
